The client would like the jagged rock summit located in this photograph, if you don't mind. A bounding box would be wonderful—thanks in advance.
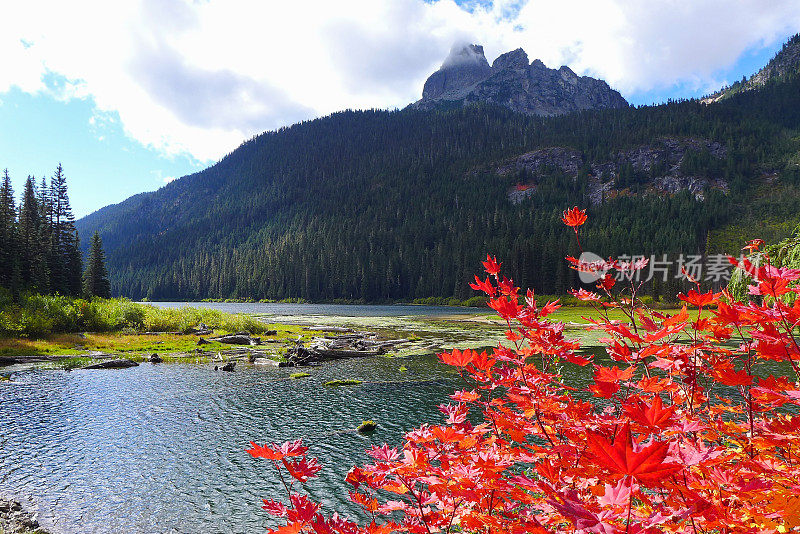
[703,33,800,103]
[414,43,628,116]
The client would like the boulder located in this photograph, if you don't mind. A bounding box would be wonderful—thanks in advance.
[149,353,163,363]
[357,420,378,433]
[210,334,260,346]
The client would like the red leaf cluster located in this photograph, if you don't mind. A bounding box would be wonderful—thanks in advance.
[249,207,800,533]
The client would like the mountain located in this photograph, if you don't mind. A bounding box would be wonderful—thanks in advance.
[703,33,800,103]
[413,44,629,115]
[76,37,800,302]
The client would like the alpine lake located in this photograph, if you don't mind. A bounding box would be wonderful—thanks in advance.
[0,303,606,533]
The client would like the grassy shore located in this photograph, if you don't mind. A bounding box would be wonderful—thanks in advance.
[0,321,329,368]
[0,294,277,338]
[0,295,335,369]
[0,295,715,371]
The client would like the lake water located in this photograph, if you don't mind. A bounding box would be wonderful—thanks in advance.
[0,304,505,533]
[144,301,485,318]
[1,303,787,532]
[1,354,462,533]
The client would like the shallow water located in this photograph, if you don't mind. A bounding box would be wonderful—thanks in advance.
[0,356,461,533]
[0,303,603,533]
[145,301,483,318]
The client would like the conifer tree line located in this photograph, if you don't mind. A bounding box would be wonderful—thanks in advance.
[77,68,800,302]
[0,164,110,299]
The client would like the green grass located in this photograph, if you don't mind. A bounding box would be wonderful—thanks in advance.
[0,322,325,368]
[324,379,363,387]
[0,332,226,358]
[0,294,274,338]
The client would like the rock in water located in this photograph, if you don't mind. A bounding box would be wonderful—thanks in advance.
[149,353,163,363]
[357,420,377,433]
[414,43,627,116]
[0,498,41,533]
[221,361,236,372]
[82,359,139,369]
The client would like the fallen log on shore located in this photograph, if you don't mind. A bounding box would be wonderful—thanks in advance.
[81,359,139,370]
[284,331,409,366]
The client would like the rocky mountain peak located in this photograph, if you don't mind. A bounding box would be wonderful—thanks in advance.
[492,48,529,71]
[442,43,489,68]
[414,43,628,116]
[422,43,492,101]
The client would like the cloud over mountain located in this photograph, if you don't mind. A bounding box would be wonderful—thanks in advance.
[3,0,799,162]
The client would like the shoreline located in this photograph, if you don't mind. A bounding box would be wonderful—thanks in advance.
[0,498,48,534]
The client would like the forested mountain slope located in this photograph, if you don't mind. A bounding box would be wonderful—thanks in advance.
[704,33,800,103]
[77,56,800,301]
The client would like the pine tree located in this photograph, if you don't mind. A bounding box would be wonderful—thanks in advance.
[83,231,111,298]
[0,169,17,290]
[37,175,53,293]
[67,231,83,297]
[17,176,49,291]
[48,163,79,295]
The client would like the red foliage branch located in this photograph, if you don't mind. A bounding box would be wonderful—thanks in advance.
[248,210,800,533]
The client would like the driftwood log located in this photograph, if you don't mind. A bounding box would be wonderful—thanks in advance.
[285,332,408,366]
[82,359,139,369]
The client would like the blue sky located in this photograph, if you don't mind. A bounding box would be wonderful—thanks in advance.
[0,87,203,218]
[1,0,799,218]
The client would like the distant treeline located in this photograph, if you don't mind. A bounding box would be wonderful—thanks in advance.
[0,165,110,302]
[76,69,800,302]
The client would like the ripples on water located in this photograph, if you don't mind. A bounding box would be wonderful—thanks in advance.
[0,356,462,533]
[0,297,605,534]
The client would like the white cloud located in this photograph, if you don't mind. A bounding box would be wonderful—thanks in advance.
[2,0,799,162]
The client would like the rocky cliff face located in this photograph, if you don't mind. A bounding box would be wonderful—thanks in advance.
[415,44,628,116]
[703,33,800,103]
[495,138,729,205]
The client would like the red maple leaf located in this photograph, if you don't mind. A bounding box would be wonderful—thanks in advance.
[594,365,635,383]
[282,456,322,483]
[482,254,502,276]
[711,361,753,387]
[469,275,496,297]
[562,206,588,228]
[246,441,285,460]
[623,395,676,429]
[439,348,474,367]
[286,493,320,523]
[588,380,620,398]
[262,499,288,517]
[678,290,719,308]
[489,296,522,320]
[586,423,681,484]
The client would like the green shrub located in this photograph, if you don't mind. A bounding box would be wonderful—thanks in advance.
[0,295,269,338]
